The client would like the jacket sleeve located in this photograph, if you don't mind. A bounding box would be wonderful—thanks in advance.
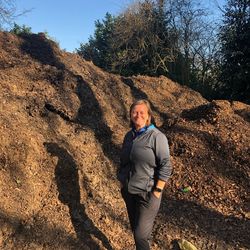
[154,132,172,181]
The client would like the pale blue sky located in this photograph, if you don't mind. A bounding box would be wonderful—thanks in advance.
[15,0,226,52]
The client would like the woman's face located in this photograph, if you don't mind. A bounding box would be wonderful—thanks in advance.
[131,104,149,130]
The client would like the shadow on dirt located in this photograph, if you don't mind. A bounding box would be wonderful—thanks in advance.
[170,240,181,250]
[20,34,65,69]
[21,34,121,171]
[44,142,113,250]
[29,35,120,167]
[0,211,85,249]
[75,75,121,167]
[161,198,250,249]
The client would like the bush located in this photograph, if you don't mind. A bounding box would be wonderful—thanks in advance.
[10,23,32,36]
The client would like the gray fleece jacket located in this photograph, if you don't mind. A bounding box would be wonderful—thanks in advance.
[118,125,172,194]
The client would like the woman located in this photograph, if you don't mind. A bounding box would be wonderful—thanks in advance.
[118,99,172,250]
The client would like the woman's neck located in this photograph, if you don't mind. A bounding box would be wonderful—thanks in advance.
[134,125,146,131]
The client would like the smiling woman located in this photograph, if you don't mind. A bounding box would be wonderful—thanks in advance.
[118,99,172,250]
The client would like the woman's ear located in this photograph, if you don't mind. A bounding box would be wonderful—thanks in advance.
[147,116,151,126]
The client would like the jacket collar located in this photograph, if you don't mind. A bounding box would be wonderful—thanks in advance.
[132,124,155,138]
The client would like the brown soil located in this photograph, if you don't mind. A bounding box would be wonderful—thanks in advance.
[0,32,249,250]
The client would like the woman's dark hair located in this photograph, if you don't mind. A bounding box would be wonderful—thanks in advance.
[129,99,155,127]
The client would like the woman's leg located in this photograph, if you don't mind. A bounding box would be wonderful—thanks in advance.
[121,188,137,231]
[133,193,162,250]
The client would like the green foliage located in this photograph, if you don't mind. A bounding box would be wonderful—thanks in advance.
[110,0,180,76]
[77,0,249,104]
[10,22,32,35]
[77,2,181,77]
[219,0,250,103]
[76,13,117,70]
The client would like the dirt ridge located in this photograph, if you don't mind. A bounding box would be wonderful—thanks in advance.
[0,32,249,250]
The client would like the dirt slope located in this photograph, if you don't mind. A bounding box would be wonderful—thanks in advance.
[0,32,249,250]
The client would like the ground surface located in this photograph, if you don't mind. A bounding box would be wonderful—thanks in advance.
[0,32,249,250]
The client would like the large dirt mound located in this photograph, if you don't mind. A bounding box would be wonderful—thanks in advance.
[0,32,249,250]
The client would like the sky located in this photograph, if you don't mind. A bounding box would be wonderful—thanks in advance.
[15,0,226,53]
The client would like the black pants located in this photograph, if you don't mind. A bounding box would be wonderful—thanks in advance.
[121,189,162,250]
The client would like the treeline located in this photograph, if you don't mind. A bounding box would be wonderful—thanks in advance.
[77,0,249,103]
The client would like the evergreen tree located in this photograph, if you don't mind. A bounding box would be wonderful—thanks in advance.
[76,13,117,70]
[9,23,32,35]
[219,0,250,102]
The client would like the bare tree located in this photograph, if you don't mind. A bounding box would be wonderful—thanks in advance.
[165,0,220,88]
[0,0,29,29]
[0,0,16,27]
[110,0,178,75]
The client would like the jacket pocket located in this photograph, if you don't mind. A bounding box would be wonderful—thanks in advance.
[145,177,154,192]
